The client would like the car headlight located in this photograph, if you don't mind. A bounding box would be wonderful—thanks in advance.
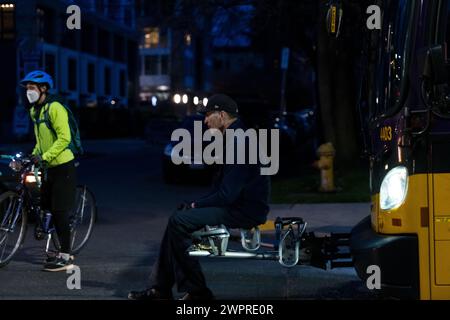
[380,166,408,210]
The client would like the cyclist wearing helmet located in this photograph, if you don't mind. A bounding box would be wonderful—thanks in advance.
[21,71,76,272]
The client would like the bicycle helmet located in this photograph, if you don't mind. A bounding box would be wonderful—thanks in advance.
[20,70,54,89]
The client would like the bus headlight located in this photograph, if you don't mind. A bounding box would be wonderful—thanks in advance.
[380,166,408,210]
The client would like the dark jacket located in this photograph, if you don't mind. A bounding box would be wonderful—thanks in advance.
[195,119,271,225]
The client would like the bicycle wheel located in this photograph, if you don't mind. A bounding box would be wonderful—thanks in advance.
[53,186,96,254]
[0,192,28,268]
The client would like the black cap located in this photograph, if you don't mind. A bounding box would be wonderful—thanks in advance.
[199,94,239,115]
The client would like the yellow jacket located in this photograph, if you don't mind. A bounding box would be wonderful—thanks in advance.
[30,101,75,168]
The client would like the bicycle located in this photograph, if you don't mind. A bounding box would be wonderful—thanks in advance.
[0,153,96,268]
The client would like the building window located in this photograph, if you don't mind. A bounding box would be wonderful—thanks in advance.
[120,70,126,97]
[124,7,134,28]
[99,29,111,59]
[0,3,15,40]
[144,55,159,75]
[95,0,107,15]
[104,67,111,95]
[68,58,77,91]
[44,53,56,87]
[144,55,170,76]
[114,35,125,62]
[143,27,161,48]
[82,24,96,54]
[62,30,76,50]
[37,6,56,44]
[88,63,96,93]
[161,55,169,75]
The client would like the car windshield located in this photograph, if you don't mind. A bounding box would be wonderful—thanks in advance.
[370,0,414,118]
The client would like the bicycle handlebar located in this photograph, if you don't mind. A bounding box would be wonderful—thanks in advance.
[1,154,46,174]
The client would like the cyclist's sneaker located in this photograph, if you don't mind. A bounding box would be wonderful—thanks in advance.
[43,256,74,272]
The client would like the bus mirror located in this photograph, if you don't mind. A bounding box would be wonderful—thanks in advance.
[423,45,448,85]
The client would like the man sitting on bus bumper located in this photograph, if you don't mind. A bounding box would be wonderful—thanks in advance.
[128,94,271,300]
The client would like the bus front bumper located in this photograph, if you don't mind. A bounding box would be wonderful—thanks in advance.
[350,216,420,299]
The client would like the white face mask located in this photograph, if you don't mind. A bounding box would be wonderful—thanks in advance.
[26,90,40,104]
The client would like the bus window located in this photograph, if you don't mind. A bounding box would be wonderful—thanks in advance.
[435,1,450,115]
[372,0,413,118]
[431,0,450,115]
[445,2,450,67]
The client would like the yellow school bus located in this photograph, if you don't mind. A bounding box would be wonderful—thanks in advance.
[351,0,450,300]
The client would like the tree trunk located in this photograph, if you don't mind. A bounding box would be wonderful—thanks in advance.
[316,0,337,147]
[316,0,360,165]
[334,48,359,163]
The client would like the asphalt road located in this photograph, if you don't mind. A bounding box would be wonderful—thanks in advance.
[0,140,376,300]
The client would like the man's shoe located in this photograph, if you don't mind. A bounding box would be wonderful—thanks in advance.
[179,291,214,301]
[128,288,173,300]
[43,257,74,272]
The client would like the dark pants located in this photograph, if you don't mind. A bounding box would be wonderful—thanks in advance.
[41,161,77,254]
[149,207,261,295]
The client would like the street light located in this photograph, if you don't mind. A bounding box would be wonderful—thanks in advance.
[151,96,158,107]
[182,94,188,104]
[193,96,199,105]
[173,94,181,104]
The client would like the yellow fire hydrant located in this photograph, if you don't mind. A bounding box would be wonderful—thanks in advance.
[314,143,336,192]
